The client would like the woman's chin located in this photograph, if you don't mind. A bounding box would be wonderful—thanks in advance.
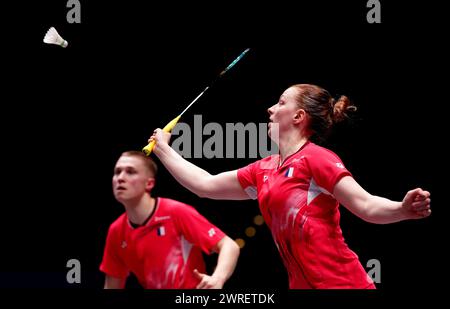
[268,127,279,144]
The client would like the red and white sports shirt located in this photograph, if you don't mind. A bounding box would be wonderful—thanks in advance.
[100,197,225,288]
[238,141,375,289]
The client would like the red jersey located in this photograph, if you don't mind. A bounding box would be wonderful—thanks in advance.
[237,141,375,289]
[100,197,226,289]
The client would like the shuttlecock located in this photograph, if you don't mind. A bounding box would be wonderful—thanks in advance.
[43,27,68,48]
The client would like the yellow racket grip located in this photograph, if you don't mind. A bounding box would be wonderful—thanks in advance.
[142,115,181,156]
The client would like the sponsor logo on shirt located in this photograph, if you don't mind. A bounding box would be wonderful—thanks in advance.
[292,156,305,163]
[157,226,166,236]
[208,228,216,237]
[121,240,127,249]
[154,216,171,222]
[263,175,269,182]
[336,163,344,169]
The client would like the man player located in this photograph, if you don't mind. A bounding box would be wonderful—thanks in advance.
[100,151,240,289]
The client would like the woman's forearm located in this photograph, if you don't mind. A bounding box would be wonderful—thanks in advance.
[151,130,250,200]
[155,142,213,197]
[334,176,418,224]
[361,196,406,224]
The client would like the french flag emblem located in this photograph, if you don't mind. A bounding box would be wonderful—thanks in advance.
[157,226,165,236]
[285,167,294,177]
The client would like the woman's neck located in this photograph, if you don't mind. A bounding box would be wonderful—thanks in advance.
[124,194,156,226]
[278,134,309,166]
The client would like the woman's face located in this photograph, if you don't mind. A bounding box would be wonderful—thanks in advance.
[267,87,300,139]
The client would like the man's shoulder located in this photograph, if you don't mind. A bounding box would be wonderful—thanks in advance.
[108,212,127,232]
[158,197,195,213]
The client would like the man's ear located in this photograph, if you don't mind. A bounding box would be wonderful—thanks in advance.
[146,178,156,192]
[293,109,307,124]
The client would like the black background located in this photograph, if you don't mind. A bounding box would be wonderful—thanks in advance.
[1,0,446,306]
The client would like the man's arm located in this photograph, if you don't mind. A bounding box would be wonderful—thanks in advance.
[194,236,240,289]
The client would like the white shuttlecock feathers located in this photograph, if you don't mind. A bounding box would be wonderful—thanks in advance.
[43,27,68,48]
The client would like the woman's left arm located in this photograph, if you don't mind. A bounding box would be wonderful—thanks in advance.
[333,176,431,224]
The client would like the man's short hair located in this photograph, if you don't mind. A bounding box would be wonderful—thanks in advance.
[120,151,158,177]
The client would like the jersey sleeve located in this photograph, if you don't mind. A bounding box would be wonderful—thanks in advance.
[99,224,129,279]
[305,148,352,194]
[173,204,226,255]
[237,161,259,200]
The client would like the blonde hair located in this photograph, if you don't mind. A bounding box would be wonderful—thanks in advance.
[120,151,158,177]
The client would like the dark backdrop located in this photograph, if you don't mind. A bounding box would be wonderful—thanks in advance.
[1,0,445,305]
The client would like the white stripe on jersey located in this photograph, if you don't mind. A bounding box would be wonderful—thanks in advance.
[307,178,331,205]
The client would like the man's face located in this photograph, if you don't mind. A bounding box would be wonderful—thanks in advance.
[112,155,154,202]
